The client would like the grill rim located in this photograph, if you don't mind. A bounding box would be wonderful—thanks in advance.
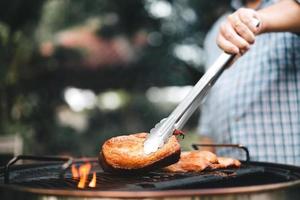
[1,179,300,198]
[1,160,300,198]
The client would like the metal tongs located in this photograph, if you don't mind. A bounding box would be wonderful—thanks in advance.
[143,19,260,155]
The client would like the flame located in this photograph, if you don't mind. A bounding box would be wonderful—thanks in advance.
[71,164,79,179]
[72,162,96,189]
[88,172,97,188]
[77,163,91,189]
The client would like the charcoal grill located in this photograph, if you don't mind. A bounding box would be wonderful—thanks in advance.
[0,144,300,200]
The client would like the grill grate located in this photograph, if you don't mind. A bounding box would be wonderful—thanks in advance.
[2,145,300,192]
[5,162,267,191]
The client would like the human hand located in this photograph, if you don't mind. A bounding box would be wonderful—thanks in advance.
[217,8,262,54]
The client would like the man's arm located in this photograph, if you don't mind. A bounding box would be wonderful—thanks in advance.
[259,0,300,33]
[217,0,300,54]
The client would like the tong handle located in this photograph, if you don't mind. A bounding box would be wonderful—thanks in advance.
[175,18,260,130]
[144,19,260,155]
[151,53,234,140]
[144,53,236,154]
[174,52,234,130]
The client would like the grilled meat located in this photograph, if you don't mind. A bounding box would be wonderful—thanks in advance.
[209,157,241,169]
[164,151,241,173]
[164,150,218,173]
[99,133,181,173]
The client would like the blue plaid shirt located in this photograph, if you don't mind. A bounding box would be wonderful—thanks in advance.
[199,0,300,165]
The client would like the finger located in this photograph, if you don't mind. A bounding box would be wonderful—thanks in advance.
[217,34,239,54]
[239,48,249,56]
[220,20,250,50]
[238,9,260,34]
[229,14,255,44]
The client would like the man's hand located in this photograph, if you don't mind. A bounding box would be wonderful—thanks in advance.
[217,8,261,54]
[217,0,300,55]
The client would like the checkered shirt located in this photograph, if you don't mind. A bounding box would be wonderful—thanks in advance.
[198,0,300,165]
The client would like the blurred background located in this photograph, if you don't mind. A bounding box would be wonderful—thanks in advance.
[0,0,230,164]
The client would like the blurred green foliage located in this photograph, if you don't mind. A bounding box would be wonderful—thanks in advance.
[0,0,230,156]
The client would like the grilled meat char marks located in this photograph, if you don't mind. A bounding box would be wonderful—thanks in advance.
[99,133,181,173]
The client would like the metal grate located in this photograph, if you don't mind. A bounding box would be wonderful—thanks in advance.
[2,145,300,191]
[4,161,268,191]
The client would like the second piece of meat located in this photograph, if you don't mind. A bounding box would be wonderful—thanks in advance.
[164,150,241,173]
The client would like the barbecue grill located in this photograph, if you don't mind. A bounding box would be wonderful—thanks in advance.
[1,144,300,200]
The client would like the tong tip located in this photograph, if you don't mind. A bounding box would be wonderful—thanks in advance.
[143,134,163,154]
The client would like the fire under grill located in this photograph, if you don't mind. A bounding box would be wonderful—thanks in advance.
[1,144,300,198]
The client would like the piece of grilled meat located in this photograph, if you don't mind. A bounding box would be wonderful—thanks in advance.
[209,157,241,169]
[164,150,241,173]
[164,150,218,173]
[99,133,181,173]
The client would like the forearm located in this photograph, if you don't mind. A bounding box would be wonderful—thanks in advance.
[258,0,300,33]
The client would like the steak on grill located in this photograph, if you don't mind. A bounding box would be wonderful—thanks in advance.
[164,151,241,173]
[210,157,241,169]
[99,133,181,173]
